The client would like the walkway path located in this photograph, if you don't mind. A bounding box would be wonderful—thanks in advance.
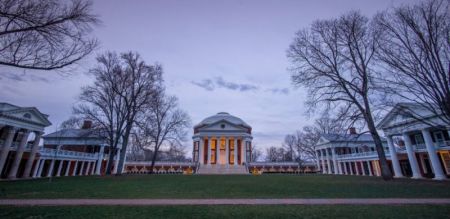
[1,198,450,206]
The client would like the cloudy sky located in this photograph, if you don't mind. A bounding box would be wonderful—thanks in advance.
[0,0,420,154]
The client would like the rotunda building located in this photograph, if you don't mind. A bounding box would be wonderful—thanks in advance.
[192,112,252,174]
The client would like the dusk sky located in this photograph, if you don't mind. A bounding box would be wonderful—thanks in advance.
[1,0,420,154]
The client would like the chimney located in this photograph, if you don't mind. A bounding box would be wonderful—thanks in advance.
[81,120,92,129]
[349,127,357,135]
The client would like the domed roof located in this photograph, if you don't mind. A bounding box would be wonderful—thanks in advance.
[195,112,251,128]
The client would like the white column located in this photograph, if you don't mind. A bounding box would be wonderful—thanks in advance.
[343,162,348,175]
[91,162,96,175]
[355,162,360,175]
[32,159,42,178]
[422,129,446,180]
[46,159,55,177]
[367,161,373,176]
[242,140,247,164]
[350,162,356,175]
[80,161,86,175]
[337,162,343,175]
[403,132,422,179]
[65,160,71,176]
[23,132,43,178]
[96,145,105,175]
[86,162,91,175]
[8,130,31,179]
[73,161,79,176]
[207,137,211,165]
[0,127,17,175]
[216,137,221,165]
[331,148,339,174]
[248,141,252,162]
[199,139,204,165]
[314,151,320,170]
[234,138,238,166]
[348,162,352,175]
[325,148,332,174]
[36,159,45,178]
[56,160,63,177]
[225,137,229,166]
[320,150,325,174]
[361,161,366,176]
[387,135,404,178]
[113,149,120,174]
[375,161,381,176]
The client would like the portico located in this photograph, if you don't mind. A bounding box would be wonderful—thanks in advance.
[377,103,449,180]
[0,102,51,179]
[193,112,252,174]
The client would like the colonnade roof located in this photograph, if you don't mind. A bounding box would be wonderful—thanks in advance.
[43,128,107,139]
[321,133,386,143]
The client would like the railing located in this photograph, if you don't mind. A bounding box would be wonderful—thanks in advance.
[409,142,449,151]
[125,161,195,166]
[39,148,97,160]
[8,142,33,150]
[248,162,316,167]
[435,141,450,148]
[337,141,450,160]
[337,150,390,159]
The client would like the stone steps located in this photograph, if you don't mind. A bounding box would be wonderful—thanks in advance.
[196,165,249,175]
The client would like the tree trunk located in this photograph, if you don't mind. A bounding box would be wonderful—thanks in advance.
[116,125,132,175]
[365,112,393,180]
[105,149,115,175]
[149,148,159,174]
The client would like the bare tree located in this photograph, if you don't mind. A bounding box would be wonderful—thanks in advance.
[285,114,347,165]
[287,11,393,180]
[74,51,162,175]
[265,146,278,162]
[166,141,188,162]
[375,0,450,125]
[265,146,291,162]
[282,135,296,161]
[250,144,262,162]
[127,131,145,161]
[114,52,163,175]
[59,116,83,129]
[0,0,99,71]
[134,93,190,174]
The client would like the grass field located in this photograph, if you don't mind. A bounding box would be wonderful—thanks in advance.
[0,174,449,199]
[1,205,450,219]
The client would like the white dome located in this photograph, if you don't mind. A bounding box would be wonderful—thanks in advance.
[195,112,251,128]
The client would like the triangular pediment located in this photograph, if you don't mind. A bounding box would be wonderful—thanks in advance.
[377,106,415,129]
[2,107,51,126]
[384,113,410,127]
[198,119,247,132]
[317,136,330,145]
[377,103,438,129]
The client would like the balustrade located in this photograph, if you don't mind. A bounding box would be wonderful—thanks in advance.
[434,141,450,148]
[337,150,390,159]
[39,148,97,160]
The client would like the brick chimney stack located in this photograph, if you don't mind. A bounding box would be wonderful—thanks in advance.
[349,127,357,135]
[81,120,92,129]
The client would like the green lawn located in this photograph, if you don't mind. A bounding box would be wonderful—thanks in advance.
[1,205,450,219]
[0,174,449,199]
